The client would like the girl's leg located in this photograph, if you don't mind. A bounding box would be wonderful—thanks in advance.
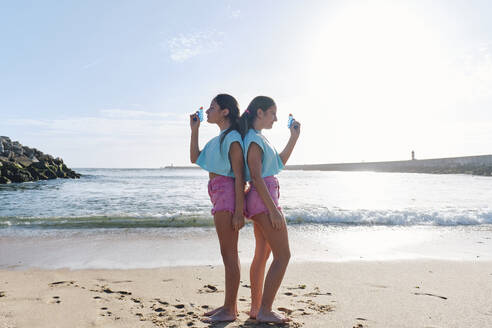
[203,211,240,322]
[252,212,291,323]
[249,221,271,319]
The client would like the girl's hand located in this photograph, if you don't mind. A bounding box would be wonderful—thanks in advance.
[232,212,245,231]
[289,119,301,139]
[190,112,200,130]
[268,208,285,230]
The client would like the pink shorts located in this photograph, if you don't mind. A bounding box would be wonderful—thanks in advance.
[208,176,236,215]
[245,176,281,219]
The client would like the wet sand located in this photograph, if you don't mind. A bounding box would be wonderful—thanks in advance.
[1,260,491,327]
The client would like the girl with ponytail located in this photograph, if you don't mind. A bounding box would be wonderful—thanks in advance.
[190,94,245,323]
[240,96,300,324]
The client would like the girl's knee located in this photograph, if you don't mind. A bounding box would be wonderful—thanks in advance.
[274,248,290,264]
[220,247,238,262]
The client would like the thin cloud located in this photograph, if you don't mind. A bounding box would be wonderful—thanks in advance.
[100,109,176,119]
[166,30,224,62]
[3,114,187,138]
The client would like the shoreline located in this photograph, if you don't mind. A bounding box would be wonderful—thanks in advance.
[1,260,491,327]
[2,224,492,270]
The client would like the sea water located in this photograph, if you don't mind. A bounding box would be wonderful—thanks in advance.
[1,169,491,268]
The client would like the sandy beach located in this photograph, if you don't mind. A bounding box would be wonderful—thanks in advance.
[1,260,491,327]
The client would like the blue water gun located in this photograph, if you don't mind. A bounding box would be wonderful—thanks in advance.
[287,114,293,128]
[193,107,204,122]
[288,113,299,129]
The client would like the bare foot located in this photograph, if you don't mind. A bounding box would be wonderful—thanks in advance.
[257,309,290,324]
[247,308,259,319]
[204,306,223,317]
[201,308,236,323]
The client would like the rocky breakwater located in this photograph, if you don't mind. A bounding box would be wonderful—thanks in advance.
[0,136,81,184]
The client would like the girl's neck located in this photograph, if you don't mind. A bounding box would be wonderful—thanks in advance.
[252,120,263,132]
[218,120,230,132]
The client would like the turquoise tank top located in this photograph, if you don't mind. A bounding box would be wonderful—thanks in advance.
[196,130,243,177]
[243,129,285,181]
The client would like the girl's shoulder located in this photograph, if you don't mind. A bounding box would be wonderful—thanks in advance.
[226,129,242,141]
[244,128,261,140]
[244,129,265,149]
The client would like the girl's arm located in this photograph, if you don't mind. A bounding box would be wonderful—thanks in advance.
[279,120,301,165]
[189,113,200,163]
[230,142,245,231]
[248,143,285,230]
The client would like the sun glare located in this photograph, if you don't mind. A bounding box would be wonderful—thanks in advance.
[296,2,469,162]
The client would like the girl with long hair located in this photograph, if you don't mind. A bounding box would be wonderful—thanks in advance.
[190,94,245,323]
[240,96,300,323]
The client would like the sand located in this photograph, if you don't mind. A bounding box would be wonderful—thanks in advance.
[1,261,491,328]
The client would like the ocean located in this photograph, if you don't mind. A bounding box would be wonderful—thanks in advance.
[1,169,491,269]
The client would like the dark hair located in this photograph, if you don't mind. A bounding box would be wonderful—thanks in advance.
[239,96,276,138]
[214,94,241,146]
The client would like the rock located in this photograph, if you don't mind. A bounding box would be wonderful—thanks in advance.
[12,141,23,155]
[43,168,58,179]
[7,167,32,183]
[16,156,33,168]
[0,137,80,184]
[0,136,11,154]
[26,167,40,181]
[32,161,47,170]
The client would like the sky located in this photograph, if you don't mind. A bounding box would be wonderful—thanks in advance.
[1,0,491,168]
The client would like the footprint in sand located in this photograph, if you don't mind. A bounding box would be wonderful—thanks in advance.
[154,298,169,306]
[198,284,220,294]
[49,281,75,287]
[0,291,5,297]
[101,287,131,295]
[149,301,200,327]
[287,284,307,290]
[297,299,335,314]
[303,287,333,297]
[278,307,293,315]
[414,292,447,300]
[134,313,146,321]
[50,296,61,304]
[111,280,133,283]
[99,307,113,317]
